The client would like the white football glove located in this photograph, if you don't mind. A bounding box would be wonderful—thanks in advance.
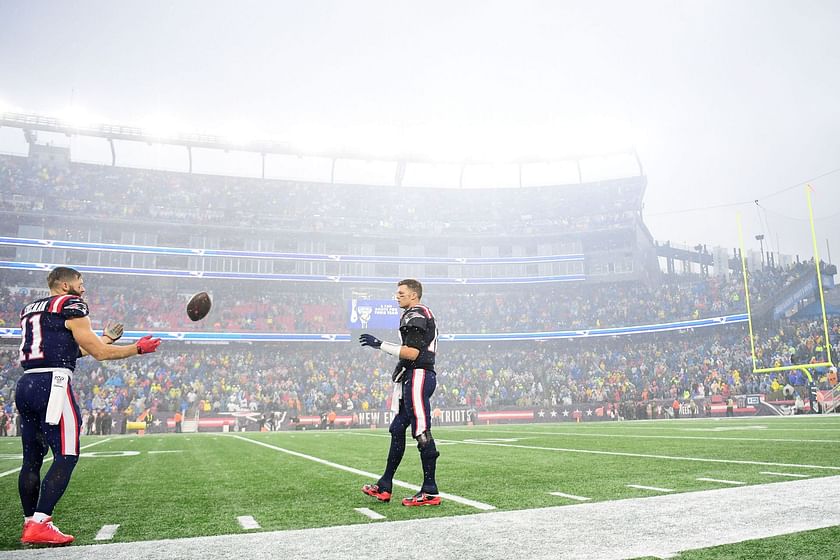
[103,322,124,342]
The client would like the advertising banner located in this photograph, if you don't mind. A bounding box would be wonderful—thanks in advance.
[348,299,401,330]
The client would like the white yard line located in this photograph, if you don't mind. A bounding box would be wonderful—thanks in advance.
[696,477,745,485]
[548,492,591,501]
[354,508,386,520]
[443,426,840,444]
[94,524,120,541]
[230,435,495,511]
[760,471,810,478]
[543,424,840,433]
[626,484,674,493]
[0,438,112,478]
[441,438,840,472]
[237,516,261,530]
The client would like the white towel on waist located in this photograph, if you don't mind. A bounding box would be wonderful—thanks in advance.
[45,370,72,425]
[390,383,402,414]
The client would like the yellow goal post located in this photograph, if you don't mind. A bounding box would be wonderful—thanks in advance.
[738,185,834,374]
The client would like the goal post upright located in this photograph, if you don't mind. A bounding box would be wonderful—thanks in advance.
[737,213,760,373]
[806,185,834,368]
[740,186,834,375]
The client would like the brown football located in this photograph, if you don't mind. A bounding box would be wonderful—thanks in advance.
[186,291,212,321]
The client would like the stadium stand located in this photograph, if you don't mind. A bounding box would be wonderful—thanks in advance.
[0,153,837,433]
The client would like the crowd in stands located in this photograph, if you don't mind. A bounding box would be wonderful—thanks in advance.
[0,154,642,237]
[1,315,837,426]
[0,262,813,335]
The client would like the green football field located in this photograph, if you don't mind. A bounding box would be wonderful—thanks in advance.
[1,416,839,558]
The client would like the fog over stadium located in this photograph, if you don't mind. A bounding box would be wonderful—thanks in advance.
[2,2,840,556]
[1,0,839,260]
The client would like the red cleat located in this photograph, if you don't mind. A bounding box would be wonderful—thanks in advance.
[402,491,441,506]
[362,483,392,502]
[21,517,74,546]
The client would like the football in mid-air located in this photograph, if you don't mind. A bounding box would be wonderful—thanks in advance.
[186,291,212,321]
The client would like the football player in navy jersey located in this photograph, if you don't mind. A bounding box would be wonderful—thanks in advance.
[15,267,161,546]
[359,279,442,506]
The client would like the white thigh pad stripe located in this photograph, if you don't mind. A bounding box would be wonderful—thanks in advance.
[61,384,79,455]
[412,369,426,436]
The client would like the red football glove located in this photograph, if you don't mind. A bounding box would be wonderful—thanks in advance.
[136,335,161,355]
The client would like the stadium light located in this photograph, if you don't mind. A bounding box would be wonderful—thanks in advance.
[349,123,407,160]
[56,105,103,130]
[563,117,640,156]
[0,108,645,176]
[399,123,462,161]
[286,122,349,157]
[0,98,26,115]
[404,123,519,162]
[218,120,261,147]
[402,119,644,164]
[137,114,183,140]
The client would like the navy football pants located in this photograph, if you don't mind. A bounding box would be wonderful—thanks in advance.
[15,370,82,517]
[378,368,439,494]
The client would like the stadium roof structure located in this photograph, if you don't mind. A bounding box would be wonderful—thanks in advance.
[0,110,644,187]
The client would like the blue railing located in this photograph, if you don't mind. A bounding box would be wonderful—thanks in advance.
[0,260,585,285]
[0,314,748,342]
[0,236,584,265]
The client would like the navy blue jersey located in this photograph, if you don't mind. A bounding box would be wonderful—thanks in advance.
[397,304,438,370]
[18,295,89,371]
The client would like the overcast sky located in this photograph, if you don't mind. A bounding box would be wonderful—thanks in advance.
[1,0,839,263]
